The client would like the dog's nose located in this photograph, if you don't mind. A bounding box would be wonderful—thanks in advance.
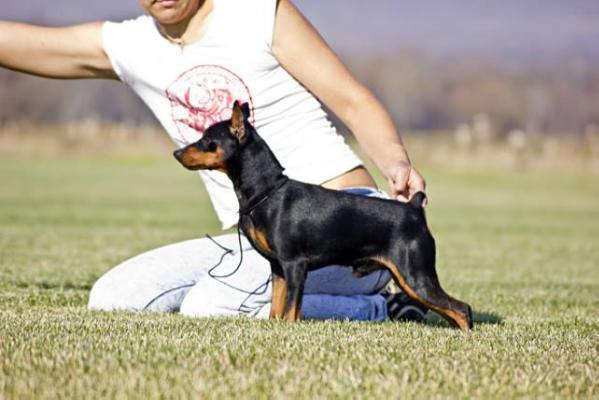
[173,148,184,161]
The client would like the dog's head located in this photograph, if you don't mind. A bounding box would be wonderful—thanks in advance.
[173,101,252,172]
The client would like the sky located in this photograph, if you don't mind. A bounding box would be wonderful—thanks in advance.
[2,0,599,62]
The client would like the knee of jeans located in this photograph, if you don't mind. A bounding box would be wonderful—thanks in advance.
[88,273,131,311]
[87,271,152,312]
[88,272,193,313]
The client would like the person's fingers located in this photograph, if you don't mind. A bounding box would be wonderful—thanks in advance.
[407,168,428,207]
[393,168,409,192]
[390,177,409,202]
[388,163,410,201]
[388,164,428,206]
[409,169,426,194]
[395,193,409,202]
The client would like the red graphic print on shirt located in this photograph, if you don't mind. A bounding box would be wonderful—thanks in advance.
[166,65,254,144]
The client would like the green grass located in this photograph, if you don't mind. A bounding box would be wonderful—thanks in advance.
[0,154,598,399]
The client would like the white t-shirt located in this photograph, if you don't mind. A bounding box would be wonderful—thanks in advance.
[102,0,363,228]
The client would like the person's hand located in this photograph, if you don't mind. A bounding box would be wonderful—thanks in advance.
[387,161,427,206]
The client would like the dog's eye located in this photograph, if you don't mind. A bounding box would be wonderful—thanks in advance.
[207,142,217,152]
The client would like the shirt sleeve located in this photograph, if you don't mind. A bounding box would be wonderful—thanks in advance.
[102,20,132,85]
[259,0,279,49]
[229,0,278,50]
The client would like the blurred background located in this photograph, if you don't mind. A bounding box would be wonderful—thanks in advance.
[1,0,599,170]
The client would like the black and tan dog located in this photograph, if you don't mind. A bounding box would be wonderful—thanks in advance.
[174,101,473,330]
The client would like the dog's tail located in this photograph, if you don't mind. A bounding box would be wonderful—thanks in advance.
[409,191,427,208]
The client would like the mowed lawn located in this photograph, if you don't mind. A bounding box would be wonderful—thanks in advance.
[0,153,597,399]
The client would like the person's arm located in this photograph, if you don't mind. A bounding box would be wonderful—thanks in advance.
[0,21,116,79]
[271,0,426,203]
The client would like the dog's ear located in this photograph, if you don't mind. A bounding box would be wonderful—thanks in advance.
[230,101,247,142]
[240,102,251,120]
[409,191,428,208]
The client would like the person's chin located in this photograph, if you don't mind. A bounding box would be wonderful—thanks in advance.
[151,9,188,25]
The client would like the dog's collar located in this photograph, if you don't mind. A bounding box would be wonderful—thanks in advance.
[238,177,289,216]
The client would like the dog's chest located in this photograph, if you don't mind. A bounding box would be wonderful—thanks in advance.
[241,217,275,258]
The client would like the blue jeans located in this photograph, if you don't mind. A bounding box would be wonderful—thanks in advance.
[88,187,391,321]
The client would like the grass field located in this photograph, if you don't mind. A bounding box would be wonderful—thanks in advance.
[0,152,598,399]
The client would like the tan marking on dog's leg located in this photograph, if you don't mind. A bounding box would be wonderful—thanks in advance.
[269,275,287,320]
[283,300,301,321]
[373,256,471,331]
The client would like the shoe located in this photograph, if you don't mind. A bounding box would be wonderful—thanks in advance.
[381,289,427,322]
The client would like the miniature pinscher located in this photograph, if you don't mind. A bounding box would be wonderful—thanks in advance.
[174,101,473,330]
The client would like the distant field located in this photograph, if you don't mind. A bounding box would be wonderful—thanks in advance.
[0,153,597,399]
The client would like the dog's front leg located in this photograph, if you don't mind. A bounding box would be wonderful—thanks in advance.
[282,263,307,321]
[269,261,287,320]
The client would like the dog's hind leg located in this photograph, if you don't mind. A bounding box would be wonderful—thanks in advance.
[375,239,473,330]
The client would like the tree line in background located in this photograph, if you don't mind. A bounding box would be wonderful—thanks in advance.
[0,51,597,136]
[347,51,599,135]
